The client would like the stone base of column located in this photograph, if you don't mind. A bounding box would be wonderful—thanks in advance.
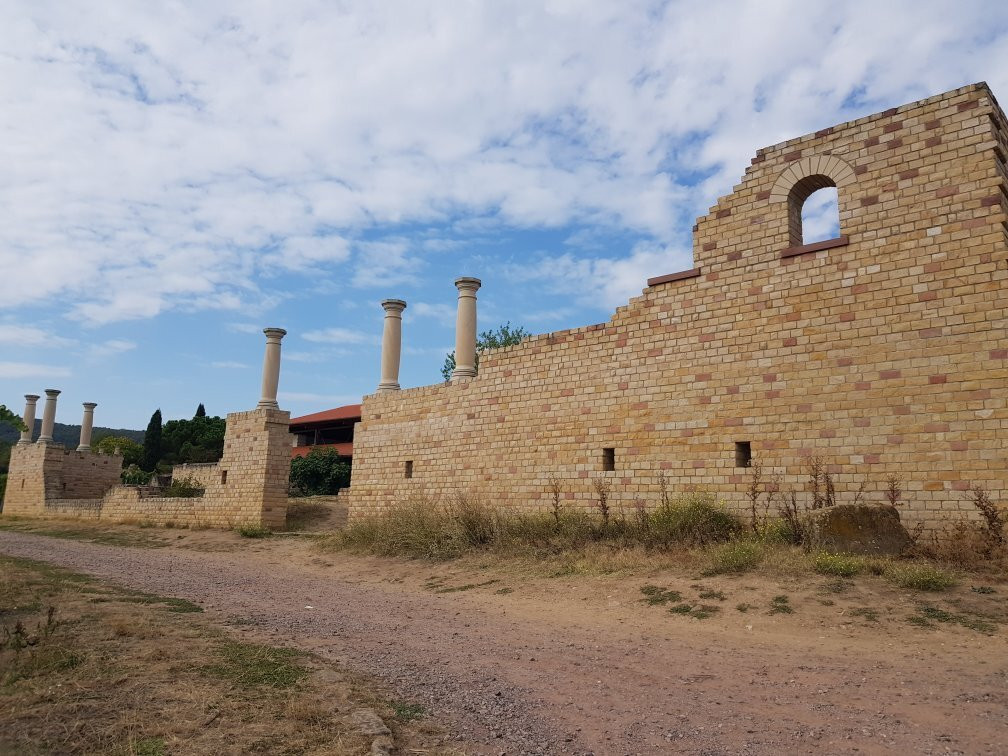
[256,399,280,410]
[36,437,55,445]
[77,444,91,452]
[451,367,476,380]
[376,381,401,392]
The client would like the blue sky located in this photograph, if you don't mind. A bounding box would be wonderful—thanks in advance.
[2,1,1007,429]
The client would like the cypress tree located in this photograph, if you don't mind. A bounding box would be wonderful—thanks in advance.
[142,409,163,472]
[195,403,206,418]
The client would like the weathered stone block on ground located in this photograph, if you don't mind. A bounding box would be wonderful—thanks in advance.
[808,504,912,556]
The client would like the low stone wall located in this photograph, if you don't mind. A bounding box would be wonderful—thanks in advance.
[171,462,221,489]
[44,498,103,518]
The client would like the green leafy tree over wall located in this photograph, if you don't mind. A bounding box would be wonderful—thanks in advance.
[92,435,143,467]
[440,322,530,381]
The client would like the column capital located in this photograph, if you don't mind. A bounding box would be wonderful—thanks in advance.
[454,276,482,294]
[83,401,98,410]
[263,327,287,341]
[24,393,40,402]
[381,298,407,314]
[44,388,61,398]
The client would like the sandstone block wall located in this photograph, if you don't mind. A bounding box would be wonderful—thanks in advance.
[2,444,123,516]
[347,83,1008,532]
[2,408,292,529]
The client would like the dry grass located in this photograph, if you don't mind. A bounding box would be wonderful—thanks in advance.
[0,517,170,548]
[0,555,458,755]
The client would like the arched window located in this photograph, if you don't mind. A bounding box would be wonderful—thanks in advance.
[799,186,840,245]
[770,155,855,252]
[787,174,839,247]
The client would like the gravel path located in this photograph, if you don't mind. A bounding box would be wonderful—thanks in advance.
[2,530,1006,755]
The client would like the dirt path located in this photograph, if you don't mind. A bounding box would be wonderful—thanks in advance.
[1,530,1005,755]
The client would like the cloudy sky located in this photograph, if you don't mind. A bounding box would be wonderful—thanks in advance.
[1,1,1007,429]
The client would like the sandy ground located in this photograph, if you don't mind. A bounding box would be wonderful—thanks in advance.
[0,526,1006,755]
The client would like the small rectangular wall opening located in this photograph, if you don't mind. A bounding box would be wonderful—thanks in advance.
[735,441,752,468]
[221,470,228,485]
[602,448,615,472]
[404,460,413,479]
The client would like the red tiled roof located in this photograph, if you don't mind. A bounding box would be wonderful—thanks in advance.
[289,403,362,427]
[292,442,353,458]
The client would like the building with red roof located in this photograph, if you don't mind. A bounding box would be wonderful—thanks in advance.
[289,403,361,459]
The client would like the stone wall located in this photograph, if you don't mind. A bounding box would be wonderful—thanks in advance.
[347,83,1008,532]
[2,444,123,516]
[2,408,293,529]
[171,462,222,490]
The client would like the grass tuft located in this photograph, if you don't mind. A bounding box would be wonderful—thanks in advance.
[812,552,865,577]
[205,640,307,689]
[236,523,272,539]
[703,541,763,576]
[886,564,957,592]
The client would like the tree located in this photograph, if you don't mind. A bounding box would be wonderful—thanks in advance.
[0,404,27,433]
[142,409,163,472]
[161,414,225,465]
[195,403,206,418]
[93,435,143,467]
[440,322,530,381]
[289,448,351,496]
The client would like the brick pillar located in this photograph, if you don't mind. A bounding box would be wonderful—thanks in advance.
[451,277,481,380]
[18,394,39,445]
[378,299,407,392]
[37,389,60,445]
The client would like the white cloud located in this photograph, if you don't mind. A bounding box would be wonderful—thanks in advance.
[0,325,72,348]
[506,241,693,311]
[302,327,377,345]
[210,360,249,369]
[226,322,264,335]
[409,302,456,326]
[0,362,72,379]
[90,339,137,359]
[0,1,1005,325]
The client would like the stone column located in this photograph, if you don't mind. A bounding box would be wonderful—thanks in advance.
[77,402,97,451]
[377,299,407,392]
[37,389,60,445]
[451,277,482,380]
[18,394,39,445]
[257,328,287,410]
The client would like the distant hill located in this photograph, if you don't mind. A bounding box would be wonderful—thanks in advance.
[0,420,144,448]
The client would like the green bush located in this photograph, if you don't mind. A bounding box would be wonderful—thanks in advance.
[162,475,205,498]
[121,464,152,485]
[289,448,351,496]
[704,541,764,575]
[812,552,866,577]
[644,491,743,547]
[886,564,957,591]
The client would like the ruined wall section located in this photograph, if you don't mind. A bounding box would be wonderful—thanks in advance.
[348,83,1008,531]
[171,462,221,490]
[2,444,122,516]
[2,409,292,529]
